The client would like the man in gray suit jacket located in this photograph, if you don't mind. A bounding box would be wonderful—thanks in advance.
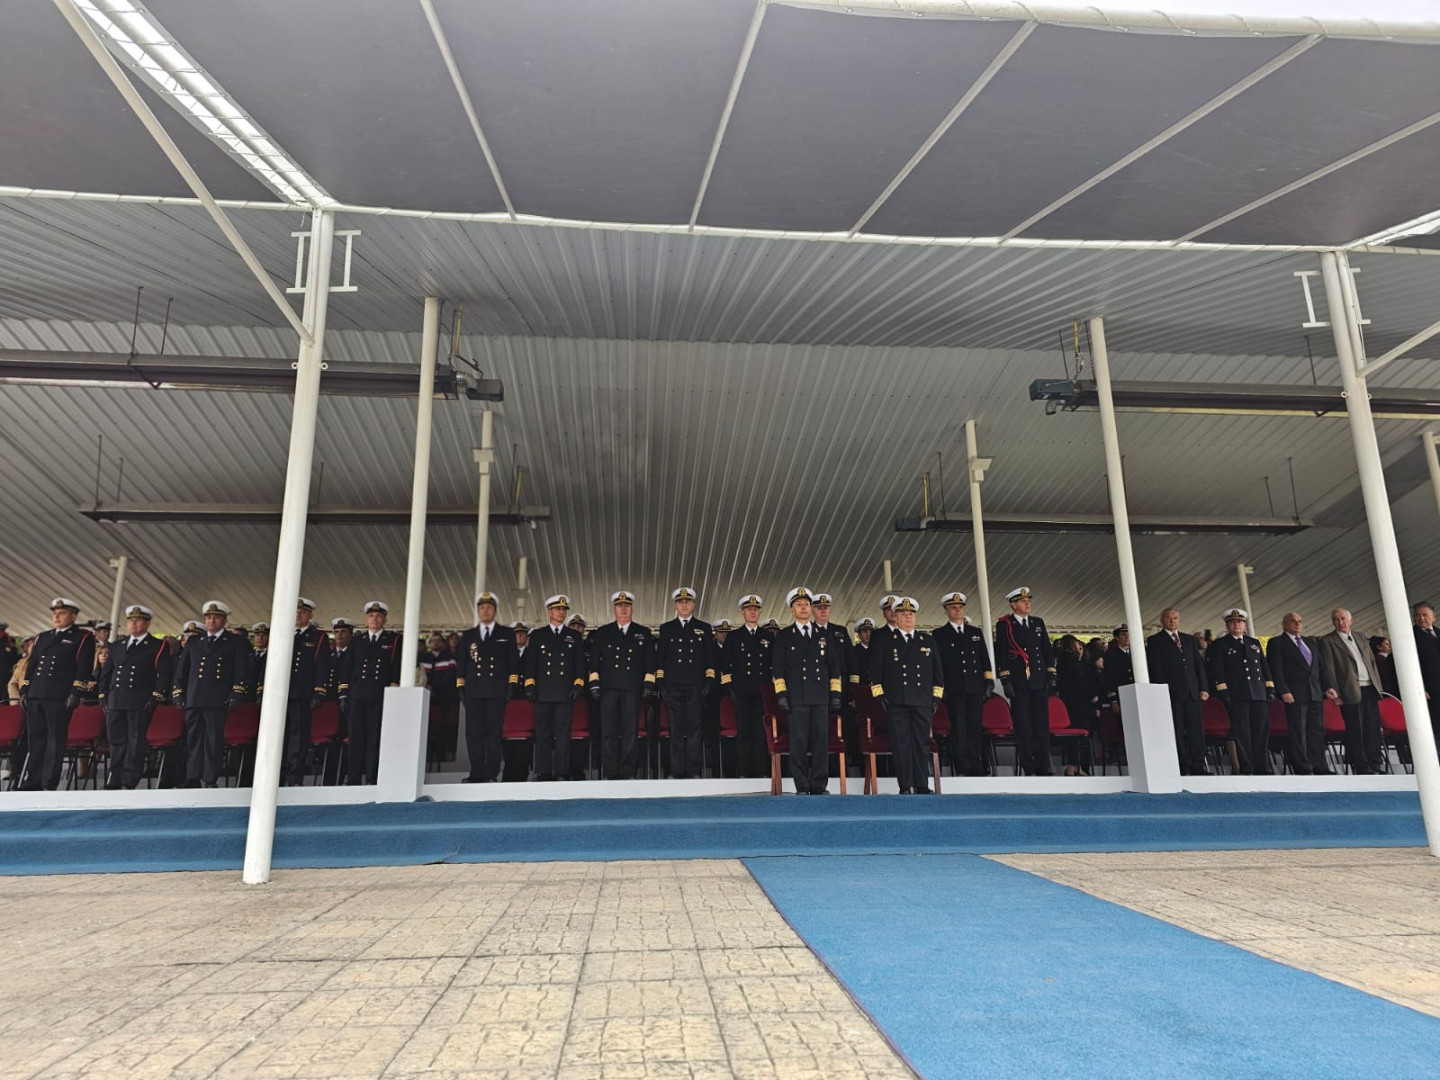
[1317,608,1385,774]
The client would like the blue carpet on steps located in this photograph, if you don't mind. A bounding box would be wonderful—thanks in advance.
[0,791,1425,874]
[745,853,1440,1080]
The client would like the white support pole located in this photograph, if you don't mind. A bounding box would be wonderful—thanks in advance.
[1424,432,1440,518]
[473,410,496,601]
[515,556,529,626]
[883,559,893,593]
[243,210,335,886]
[964,420,994,668]
[106,555,128,631]
[1237,564,1256,625]
[1089,317,1150,685]
[400,297,441,686]
[1321,249,1440,857]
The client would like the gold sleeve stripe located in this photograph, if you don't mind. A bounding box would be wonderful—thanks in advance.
[829,678,841,693]
[720,673,732,684]
[705,668,716,679]
[773,678,788,692]
[870,684,885,698]
[643,673,656,683]
[984,670,994,680]
[932,686,944,699]
[589,671,600,682]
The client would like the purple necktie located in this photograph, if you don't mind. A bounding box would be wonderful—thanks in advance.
[1297,637,1311,665]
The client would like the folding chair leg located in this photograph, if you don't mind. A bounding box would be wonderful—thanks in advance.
[770,753,780,795]
[838,753,846,796]
[933,750,942,795]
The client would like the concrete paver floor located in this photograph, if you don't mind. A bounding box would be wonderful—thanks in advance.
[0,860,912,1080]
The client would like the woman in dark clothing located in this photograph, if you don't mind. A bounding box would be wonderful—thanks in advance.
[1371,636,1401,698]
[1053,635,1097,775]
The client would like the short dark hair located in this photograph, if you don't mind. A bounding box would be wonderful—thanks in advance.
[1414,601,1435,614]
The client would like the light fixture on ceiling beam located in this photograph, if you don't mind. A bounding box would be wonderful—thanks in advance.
[81,502,549,526]
[0,351,504,400]
[1030,378,1440,420]
[71,0,332,206]
[896,512,1311,537]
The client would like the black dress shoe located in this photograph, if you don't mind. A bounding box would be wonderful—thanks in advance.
[1314,768,1336,776]
[104,777,122,791]
[179,779,201,789]
[461,776,482,783]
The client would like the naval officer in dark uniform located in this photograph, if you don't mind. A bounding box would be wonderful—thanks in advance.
[457,591,520,783]
[283,597,332,786]
[339,600,402,784]
[727,594,773,778]
[523,594,585,780]
[870,596,945,793]
[18,598,96,790]
[172,600,248,788]
[995,587,1055,776]
[97,604,173,789]
[655,587,716,779]
[933,591,993,777]
[587,590,655,779]
[772,587,842,795]
[1208,607,1275,775]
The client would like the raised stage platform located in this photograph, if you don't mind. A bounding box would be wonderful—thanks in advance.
[0,791,1426,875]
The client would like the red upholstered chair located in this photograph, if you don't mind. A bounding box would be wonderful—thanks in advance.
[1322,699,1348,772]
[1095,705,1127,775]
[766,704,847,796]
[981,694,1014,775]
[501,698,536,781]
[307,701,342,785]
[63,704,106,789]
[569,696,592,779]
[1201,696,1237,773]
[1265,699,1290,771]
[224,702,261,787]
[0,704,24,789]
[717,695,738,778]
[1377,694,1410,773]
[859,709,936,795]
[144,704,185,788]
[1047,696,1093,775]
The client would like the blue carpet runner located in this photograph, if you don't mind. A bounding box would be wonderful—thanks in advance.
[746,853,1440,1080]
[0,792,1425,874]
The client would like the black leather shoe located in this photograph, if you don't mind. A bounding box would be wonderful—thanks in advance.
[461,776,482,783]
[104,777,122,791]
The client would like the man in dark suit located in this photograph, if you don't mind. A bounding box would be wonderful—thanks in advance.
[933,591,993,777]
[655,587,716,779]
[172,600,248,788]
[1267,612,1332,775]
[457,591,520,783]
[1412,601,1440,753]
[726,594,773,779]
[282,598,332,786]
[1145,608,1210,775]
[773,587,842,794]
[1318,608,1385,774]
[587,590,655,780]
[339,600,402,785]
[18,598,96,790]
[1208,608,1275,775]
[871,596,945,793]
[995,587,1054,776]
[97,604,173,789]
[523,595,585,780]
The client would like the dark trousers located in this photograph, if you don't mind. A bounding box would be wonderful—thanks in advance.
[889,703,932,792]
[1342,687,1383,772]
[665,684,704,778]
[533,701,572,778]
[184,705,226,785]
[1170,698,1205,774]
[734,693,767,778]
[283,698,312,784]
[788,703,830,794]
[347,698,383,783]
[1009,689,1052,775]
[465,697,505,781]
[23,698,71,789]
[946,692,986,776]
[1284,698,1328,774]
[106,706,151,788]
[600,689,640,779]
[1225,697,1271,774]
[429,699,460,762]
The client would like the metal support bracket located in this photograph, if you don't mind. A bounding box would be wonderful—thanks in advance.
[1295,268,1368,329]
[968,456,992,484]
[288,229,361,294]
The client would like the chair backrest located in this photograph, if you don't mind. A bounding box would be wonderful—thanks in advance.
[1267,698,1288,735]
[569,697,589,739]
[147,704,185,745]
[981,694,1012,733]
[0,703,23,743]
[657,700,671,736]
[67,704,106,742]
[760,682,779,715]
[502,699,535,738]
[1377,693,1408,733]
[310,701,341,741]
[1322,698,1347,734]
[1047,696,1073,732]
[224,702,261,744]
[717,694,737,737]
[932,701,952,738]
[1201,695,1231,734]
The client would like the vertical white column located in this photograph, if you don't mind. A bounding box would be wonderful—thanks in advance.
[1321,250,1440,856]
[107,555,128,630]
[473,410,496,600]
[400,297,441,686]
[965,420,994,668]
[1236,564,1255,628]
[515,556,529,626]
[882,559,893,593]
[1089,317,1149,684]
[244,211,336,885]
[1424,432,1440,518]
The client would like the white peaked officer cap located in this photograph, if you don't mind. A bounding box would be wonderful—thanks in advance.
[853,617,876,632]
[475,591,500,606]
[545,594,570,610]
[50,597,81,612]
[893,597,919,613]
[611,590,635,605]
[1005,587,1031,603]
[364,600,389,615]
[941,591,967,606]
[123,604,153,620]
[297,597,316,610]
[671,587,697,602]
[880,594,898,611]
[785,586,814,607]
[738,594,763,609]
[201,600,231,616]
[1222,608,1248,621]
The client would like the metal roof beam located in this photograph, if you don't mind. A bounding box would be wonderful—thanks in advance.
[690,0,769,229]
[52,0,313,344]
[1360,314,1440,380]
[849,21,1034,235]
[1001,35,1320,242]
[81,502,552,526]
[897,511,1311,536]
[418,0,516,220]
[1029,377,1440,419]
